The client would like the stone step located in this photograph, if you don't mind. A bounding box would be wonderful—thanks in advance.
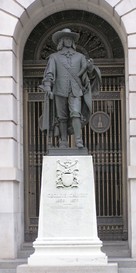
[109,258,136,268]
[1,258,136,273]
[119,270,136,273]
[17,243,34,259]
[102,241,131,258]
[0,259,26,273]
[109,258,136,273]
[0,268,16,273]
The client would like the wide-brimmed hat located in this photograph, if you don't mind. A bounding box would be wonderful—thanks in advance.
[52,28,80,44]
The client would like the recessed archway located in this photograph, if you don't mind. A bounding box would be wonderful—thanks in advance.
[22,8,127,242]
[15,0,127,63]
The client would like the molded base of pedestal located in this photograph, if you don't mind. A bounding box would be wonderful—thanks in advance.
[28,237,107,266]
[17,263,118,273]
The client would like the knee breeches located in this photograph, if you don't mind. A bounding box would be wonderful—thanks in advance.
[55,94,81,120]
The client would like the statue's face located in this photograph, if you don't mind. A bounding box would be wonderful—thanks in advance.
[63,37,73,48]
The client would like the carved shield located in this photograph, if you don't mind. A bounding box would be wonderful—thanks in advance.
[62,173,73,187]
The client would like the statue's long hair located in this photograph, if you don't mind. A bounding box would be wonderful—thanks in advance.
[57,38,76,51]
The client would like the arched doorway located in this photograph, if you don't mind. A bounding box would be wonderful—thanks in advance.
[23,10,127,242]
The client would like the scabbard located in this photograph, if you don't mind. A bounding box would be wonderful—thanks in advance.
[39,92,49,132]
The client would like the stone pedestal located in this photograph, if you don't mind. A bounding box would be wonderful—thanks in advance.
[17,155,118,273]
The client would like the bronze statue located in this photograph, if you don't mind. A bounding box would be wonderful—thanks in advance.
[39,28,101,148]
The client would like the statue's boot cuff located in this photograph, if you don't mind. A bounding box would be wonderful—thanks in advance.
[75,138,84,148]
[59,140,69,148]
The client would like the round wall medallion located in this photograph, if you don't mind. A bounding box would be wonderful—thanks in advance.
[90,111,110,133]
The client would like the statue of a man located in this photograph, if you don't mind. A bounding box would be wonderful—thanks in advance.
[39,28,101,148]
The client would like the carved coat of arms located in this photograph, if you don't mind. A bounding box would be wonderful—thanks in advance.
[56,159,79,188]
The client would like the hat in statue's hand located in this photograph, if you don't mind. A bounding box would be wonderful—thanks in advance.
[52,28,80,44]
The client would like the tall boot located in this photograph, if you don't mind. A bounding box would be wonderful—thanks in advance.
[59,120,68,148]
[72,117,83,148]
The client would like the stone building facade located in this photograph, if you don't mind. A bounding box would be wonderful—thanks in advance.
[0,0,136,260]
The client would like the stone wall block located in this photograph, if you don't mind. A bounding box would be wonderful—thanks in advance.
[0,181,19,213]
[0,11,18,36]
[0,180,24,259]
[0,213,16,258]
[129,76,136,92]
[16,0,35,9]
[0,180,23,258]
[129,93,136,118]
[130,137,136,165]
[128,34,136,48]
[130,120,136,136]
[0,78,17,96]
[0,35,12,50]
[19,10,31,28]
[84,0,99,4]
[122,10,136,34]
[128,166,136,179]
[100,0,114,15]
[130,179,136,258]
[0,94,17,122]
[105,0,121,7]
[0,51,17,79]
[0,167,23,182]
[0,1,24,17]
[115,0,136,16]
[128,49,136,75]
[0,122,17,139]
[26,0,44,17]
[0,139,18,167]
[63,1,81,10]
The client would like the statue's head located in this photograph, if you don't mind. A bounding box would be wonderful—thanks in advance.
[52,28,79,45]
